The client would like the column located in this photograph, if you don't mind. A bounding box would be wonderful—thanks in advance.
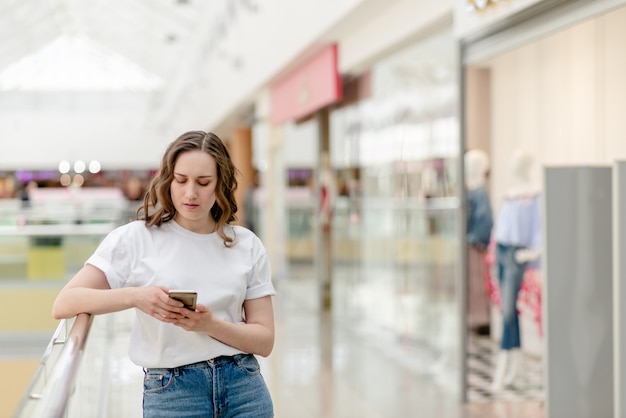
[544,166,613,418]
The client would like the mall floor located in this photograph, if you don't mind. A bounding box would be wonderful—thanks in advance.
[8,263,544,418]
[267,270,544,418]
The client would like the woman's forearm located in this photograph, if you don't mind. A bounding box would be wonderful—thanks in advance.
[206,319,274,357]
[52,287,139,319]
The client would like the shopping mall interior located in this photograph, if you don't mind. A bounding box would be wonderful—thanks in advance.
[3,0,626,417]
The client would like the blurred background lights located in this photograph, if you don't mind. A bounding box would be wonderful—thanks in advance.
[58,160,99,186]
[88,160,101,173]
[74,160,86,173]
[58,160,71,174]
[72,174,85,187]
[59,174,71,186]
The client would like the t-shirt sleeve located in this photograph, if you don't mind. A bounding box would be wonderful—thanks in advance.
[246,246,275,300]
[85,224,134,289]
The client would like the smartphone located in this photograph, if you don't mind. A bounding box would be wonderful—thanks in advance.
[168,290,197,310]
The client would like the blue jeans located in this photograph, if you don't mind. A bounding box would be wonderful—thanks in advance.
[143,354,273,418]
[496,243,528,350]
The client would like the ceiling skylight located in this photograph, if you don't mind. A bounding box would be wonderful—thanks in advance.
[0,35,163,92]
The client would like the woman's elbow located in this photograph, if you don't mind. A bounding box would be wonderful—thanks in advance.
[52,311,69,321]
[51,298,74,320]
[51,306,67,320]
[257,336,275,357]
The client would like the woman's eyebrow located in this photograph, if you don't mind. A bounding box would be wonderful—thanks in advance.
[174,172,214,178]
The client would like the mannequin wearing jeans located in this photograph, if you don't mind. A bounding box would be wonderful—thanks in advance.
[491,150,541,390]
[465,150,493,335]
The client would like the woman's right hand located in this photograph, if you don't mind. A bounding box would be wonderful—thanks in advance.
[53,265,189,322]
[134,286,188,323]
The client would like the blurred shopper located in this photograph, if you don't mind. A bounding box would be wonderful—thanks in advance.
[465,150,493,336]
[52,131,275,417]
[123,176,145,201]
[491,149,541,390]
[19,180,38,209]
[121,177,146,222]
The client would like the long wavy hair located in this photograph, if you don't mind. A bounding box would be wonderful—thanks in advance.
[137,131,239,247]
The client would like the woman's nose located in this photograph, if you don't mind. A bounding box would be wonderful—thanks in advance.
[184,183,198,196]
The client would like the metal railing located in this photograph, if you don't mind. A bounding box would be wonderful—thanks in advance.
[14,313,94,418]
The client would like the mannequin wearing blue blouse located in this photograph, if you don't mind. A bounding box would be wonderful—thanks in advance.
[491,150,541,390]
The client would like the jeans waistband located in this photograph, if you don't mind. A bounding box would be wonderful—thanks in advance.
[146,354,249,373]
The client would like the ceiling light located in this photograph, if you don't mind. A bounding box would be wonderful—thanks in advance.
[59,160,71,174]
[89,160,101,173]
[74,160,86,173]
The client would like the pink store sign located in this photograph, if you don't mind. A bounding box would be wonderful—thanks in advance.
[270,44,342,125]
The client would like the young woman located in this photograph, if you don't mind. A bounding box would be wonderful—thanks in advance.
[52,131,275,417]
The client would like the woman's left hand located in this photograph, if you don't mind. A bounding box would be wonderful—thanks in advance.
[172,304,213,332]
[170,296,274,357]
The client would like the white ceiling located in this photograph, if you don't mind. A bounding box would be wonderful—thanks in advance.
[0,0,261,168]
[0,0,212,90]
[0,0,458,170]
[0,0,231,135]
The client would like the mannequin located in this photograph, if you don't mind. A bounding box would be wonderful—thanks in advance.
[465,150,493,335]
[491,149,541,390]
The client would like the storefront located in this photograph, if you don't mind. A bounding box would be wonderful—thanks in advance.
[257,12,461,397]
[329,22,461,396]
[459,0,626,413]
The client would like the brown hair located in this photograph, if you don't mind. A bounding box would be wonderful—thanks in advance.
[137,131,239,246]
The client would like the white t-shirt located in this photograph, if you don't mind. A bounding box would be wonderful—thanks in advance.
[86,220,275,368]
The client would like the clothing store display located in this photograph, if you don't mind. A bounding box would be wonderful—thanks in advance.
[494,194,541,251]
[465,151,493,333]
[496,243,527,350]
[468,245,491,331]
[467,185,493,250]
[491,149,541,390]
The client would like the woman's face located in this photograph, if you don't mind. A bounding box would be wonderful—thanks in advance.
[171,150,218,233]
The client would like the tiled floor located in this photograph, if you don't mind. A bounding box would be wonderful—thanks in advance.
[467,335,544,403]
